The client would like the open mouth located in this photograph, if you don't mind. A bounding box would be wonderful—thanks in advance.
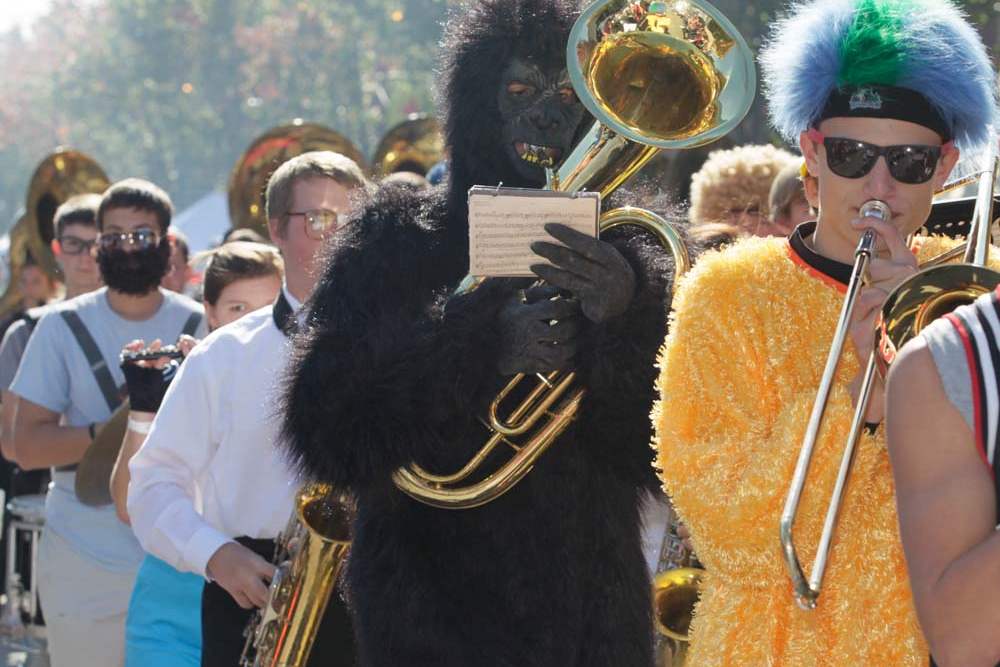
[514,142,563,168]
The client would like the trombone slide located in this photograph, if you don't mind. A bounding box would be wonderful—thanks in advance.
[779,226,877,610]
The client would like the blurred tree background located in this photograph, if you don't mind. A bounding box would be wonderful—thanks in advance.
[0,0,447,230]
[0,0,997,233]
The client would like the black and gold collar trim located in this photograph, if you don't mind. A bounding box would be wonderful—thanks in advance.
[788,221,853,287]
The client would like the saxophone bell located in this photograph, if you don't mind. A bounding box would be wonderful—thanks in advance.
[240,484,353,667]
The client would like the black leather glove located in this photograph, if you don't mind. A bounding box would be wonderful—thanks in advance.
[530,222,636,323]
[496,284,583,375]
[121,358,180,412]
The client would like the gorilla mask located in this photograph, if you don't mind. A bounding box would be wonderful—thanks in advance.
[439,0,589,196]
[498,58,585,182]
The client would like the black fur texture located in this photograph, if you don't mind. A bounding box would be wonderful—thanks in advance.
[281,2,690,665]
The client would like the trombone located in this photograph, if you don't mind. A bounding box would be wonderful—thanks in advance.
[780,155,1000,610]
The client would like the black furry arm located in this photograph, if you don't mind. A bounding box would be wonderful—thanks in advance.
[281,193,514,492]
[573,226,681,491]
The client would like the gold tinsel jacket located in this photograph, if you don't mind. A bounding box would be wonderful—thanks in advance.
[651,232,977,666]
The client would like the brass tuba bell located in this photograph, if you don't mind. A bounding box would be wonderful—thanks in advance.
[0,149,109,321]
[370,113,444,178]
[392,0,755,508]
[227,120,367,238]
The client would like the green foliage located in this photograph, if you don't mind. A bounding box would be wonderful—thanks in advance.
[0,0,447,228]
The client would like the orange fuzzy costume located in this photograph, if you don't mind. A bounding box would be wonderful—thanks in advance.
[651,233,994,665]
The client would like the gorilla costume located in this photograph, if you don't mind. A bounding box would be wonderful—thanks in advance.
[282,1,689,664]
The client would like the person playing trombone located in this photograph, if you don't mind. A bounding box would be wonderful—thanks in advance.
[651,0,999,663]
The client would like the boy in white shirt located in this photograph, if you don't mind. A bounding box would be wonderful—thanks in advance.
[127,152,366,666]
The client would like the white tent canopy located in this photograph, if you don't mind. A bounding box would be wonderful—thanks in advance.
[172,191,230,253]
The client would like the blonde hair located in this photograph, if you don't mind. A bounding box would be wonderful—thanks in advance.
[197,241,284,305]
[689,144,799,225]
[265,151,368,232]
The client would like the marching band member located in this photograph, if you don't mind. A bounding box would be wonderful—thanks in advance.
[9,179,205,667]
[126,152,365,667]
[652,0,998,663]
[279,0,688,663]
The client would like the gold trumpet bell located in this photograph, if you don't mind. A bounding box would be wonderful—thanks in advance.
[586,16,720,142]
[554,0,755,197]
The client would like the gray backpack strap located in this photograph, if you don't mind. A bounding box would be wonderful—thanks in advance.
[59,311,121,414]
[181,312,202,337]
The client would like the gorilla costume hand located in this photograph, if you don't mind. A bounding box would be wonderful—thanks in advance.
[530,223,636,323]
[496,284,582,375]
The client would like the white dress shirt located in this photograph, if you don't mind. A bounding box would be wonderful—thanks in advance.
[127,293,301,578]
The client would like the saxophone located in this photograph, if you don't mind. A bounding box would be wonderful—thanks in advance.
[653,500,704,667]
[240,483,353,667]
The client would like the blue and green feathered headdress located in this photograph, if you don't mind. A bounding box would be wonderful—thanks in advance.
[760,0,998,151]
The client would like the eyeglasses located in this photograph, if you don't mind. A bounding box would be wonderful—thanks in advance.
[807,129,950,185]
[287,209,343,240]
[98,229,160,251]
[58,235,98,256]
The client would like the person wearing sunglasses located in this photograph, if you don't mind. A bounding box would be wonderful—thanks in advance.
[7,178,206,667]
[650,0,999,664]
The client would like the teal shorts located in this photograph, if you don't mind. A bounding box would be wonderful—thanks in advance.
[125,554,203,667]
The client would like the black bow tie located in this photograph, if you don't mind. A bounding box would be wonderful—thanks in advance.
[272,291,298,337]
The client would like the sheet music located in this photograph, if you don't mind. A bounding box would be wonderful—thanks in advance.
[467,186,600,277]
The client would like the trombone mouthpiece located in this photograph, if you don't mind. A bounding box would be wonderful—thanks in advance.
[859,200,891,222]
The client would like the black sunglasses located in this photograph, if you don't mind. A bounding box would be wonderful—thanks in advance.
[807,129,949,185]
[98,229,160,251]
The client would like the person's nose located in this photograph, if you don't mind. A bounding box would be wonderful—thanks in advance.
[864,156,897,201]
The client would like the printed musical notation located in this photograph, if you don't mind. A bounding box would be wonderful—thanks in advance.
[467,186,600,277]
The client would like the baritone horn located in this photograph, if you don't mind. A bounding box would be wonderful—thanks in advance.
[240,484,353,667]
[392,0,756,508]
[780,154,1000,610]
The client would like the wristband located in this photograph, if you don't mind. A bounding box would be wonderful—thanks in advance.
[127,418,153,435]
